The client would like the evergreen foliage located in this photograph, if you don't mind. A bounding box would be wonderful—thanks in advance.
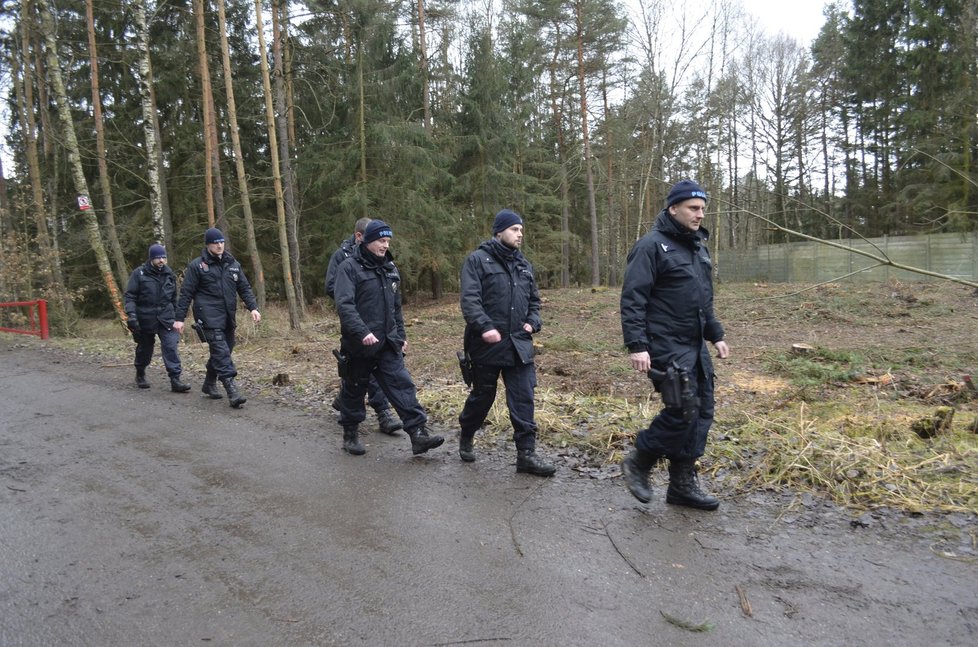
[0,0,975,315]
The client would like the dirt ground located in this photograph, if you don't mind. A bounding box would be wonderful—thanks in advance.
[2,338,977,646]
[2,280,977,644]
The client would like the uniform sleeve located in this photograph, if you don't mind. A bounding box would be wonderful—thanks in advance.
[334,260,370,340]
[236,269,259,312]
[459,253,493,333]
[123,270,140,317]
[620,240,656,352]
[525,264,542,333]
[174,264,198,322]
[324,247,343,299]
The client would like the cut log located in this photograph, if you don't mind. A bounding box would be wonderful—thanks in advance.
[791,343,815,355]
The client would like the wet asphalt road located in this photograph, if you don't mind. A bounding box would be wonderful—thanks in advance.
[1,340,976,646]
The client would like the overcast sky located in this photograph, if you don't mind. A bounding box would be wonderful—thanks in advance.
[741,0,832,44]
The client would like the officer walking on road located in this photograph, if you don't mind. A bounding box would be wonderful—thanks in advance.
[457,209,555,477]
[619,180,730,510]
[173,227,261,408]
[333,220,444,456]
[124,243,191,393]
[325,217,403,435]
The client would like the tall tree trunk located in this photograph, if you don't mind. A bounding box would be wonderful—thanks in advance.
[193,0,216,228]
[133,0,167,246]
[602,68,618,287]
[0,156,9,238]
[357,45,367,187]
[417,0,431,131]
[575,3,600,287]
[548,46,570,288]
[255,0,300,329]
[13,8,71,316]
[216,0,265,310]
[148,79,175,252]
[272,0,304,309]
[37,0,124,324]
[86,0,127,287]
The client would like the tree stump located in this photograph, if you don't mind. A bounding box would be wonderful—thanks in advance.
[911,406,954,439]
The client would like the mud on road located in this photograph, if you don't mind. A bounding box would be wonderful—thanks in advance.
[1,340,976,646]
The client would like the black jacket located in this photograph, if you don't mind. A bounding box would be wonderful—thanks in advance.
[175,248,258,330]
[460,238,542,366]
[334,244,405,358]
[620,209,724,372]
[124,261,178,332]
[324,234,357,299]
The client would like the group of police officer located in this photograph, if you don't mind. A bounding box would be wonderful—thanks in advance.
[124,227,260,408]
[126,179,728,507]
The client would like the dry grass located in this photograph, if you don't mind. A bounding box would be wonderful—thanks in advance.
[48,281,978,515]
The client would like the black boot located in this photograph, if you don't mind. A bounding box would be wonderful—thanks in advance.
[202,368,223,399]
[170,375,191,393]
[135,368,150,389]
[220,377,247,408]
[407,426,445,455]
[458,432,476,463]
[342,426,365,455]
[516,449,556,477]
[666,460,720,511]
[621,449,657,503]
[376,407,403,435]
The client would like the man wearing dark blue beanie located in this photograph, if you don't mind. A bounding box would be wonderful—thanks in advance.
[124,242,190,393]
[456,209,555,476]
[491,209,523,235]
[332,219,444,457]
[665,179,708,208]
[619,179,729,510]
[324,217,403,436]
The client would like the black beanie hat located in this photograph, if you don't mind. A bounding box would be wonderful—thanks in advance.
[205,227,225,244]
[492,209,523,235]
[148,244,167,260]
[666,180,708,208]
[363,220,393,244]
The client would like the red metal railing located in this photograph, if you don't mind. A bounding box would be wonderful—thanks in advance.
[0,299,49,340]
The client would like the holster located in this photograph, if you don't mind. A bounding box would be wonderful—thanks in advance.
[190,321,207,343]
[332,348,350,379]
[457,350,473,387]
[648,361,700,423]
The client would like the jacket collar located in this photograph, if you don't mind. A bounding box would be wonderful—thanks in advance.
[654,208,710,247]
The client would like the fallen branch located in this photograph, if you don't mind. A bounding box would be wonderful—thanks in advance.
[601,517,644,577]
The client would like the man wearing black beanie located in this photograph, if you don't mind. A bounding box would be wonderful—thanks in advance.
[325,217,403,436]
[332,220,444,457]
[174,227,262,408]
[619,180,730,510]
[124,243,190,393]
[456,209,555,476]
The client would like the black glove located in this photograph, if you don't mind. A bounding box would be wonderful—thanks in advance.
[126,317,140,333]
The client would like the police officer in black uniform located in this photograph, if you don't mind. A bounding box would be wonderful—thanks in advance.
[619,180,730,510]
[457,209,555,477]
[333,220,444,456]
[124,243,190,393]
[325,217,402,435]
[173,228,261,408]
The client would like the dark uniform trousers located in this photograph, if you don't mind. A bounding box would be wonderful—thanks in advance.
[637,360,715,461]
[203,327,238,379]
[134,328,182,378]
[338,345,426,431]
[459,362,538,451]
[364,376,391,413]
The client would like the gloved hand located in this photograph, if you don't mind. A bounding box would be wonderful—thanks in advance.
[126,317,140,333]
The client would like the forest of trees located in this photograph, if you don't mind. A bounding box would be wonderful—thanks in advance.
[0,0,975,330]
